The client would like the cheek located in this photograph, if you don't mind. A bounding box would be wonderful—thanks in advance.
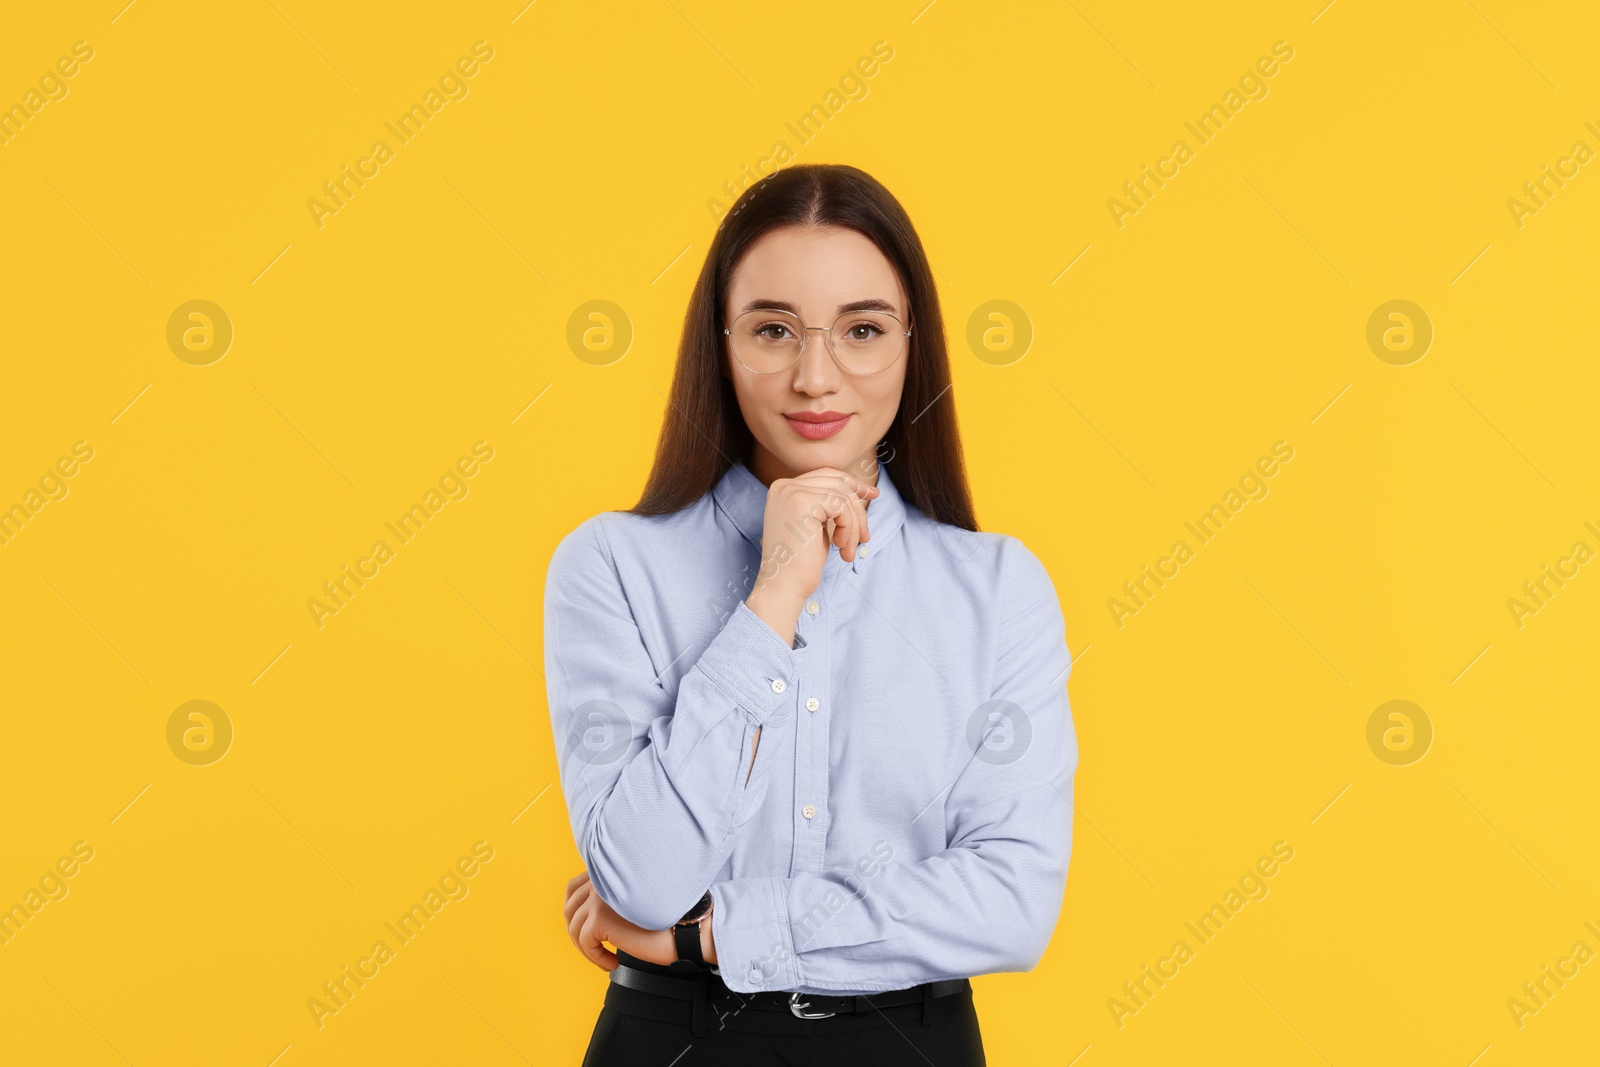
[863,374,906,421]
[846,387,900,446]
[729,375,785,430]
[738,376,784,411]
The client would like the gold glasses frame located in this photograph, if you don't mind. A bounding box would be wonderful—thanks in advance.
[722,307,913,376]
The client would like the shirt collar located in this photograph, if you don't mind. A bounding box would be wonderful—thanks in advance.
[712,458,907,574]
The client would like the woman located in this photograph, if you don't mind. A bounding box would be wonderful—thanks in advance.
[546,163,1078,1065]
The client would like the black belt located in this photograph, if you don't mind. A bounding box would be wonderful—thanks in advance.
[609,960,967,1035]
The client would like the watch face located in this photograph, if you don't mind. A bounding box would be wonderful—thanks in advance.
[677,891,712,926]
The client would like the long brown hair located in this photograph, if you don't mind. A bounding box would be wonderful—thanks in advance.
[630,163,977,531]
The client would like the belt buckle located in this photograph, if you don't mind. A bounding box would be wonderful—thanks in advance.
[789,992,835,1019]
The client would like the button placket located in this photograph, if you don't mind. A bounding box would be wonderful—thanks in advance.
[791,586,831,875]
[799,602,820,714]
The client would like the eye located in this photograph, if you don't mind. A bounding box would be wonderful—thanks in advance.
[841,320,887,342]
[754,320,796,341]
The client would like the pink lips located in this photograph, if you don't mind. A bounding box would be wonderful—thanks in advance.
[784,411,852,440]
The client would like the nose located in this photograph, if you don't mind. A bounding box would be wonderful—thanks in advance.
[791,326,840,395]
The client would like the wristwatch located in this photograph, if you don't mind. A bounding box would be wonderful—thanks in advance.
[668,890,713,975]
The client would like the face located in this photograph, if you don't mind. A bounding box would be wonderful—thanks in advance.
[722,224,910,486]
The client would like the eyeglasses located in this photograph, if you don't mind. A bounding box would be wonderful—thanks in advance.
[723,308,912,376]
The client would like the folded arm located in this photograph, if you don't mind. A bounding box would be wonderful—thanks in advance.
[707,539,1078,993]
[544,516,804,930]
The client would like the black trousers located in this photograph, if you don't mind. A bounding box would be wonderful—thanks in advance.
[580,964,987,1066]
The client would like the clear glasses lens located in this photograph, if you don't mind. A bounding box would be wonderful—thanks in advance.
[728,310,907,374]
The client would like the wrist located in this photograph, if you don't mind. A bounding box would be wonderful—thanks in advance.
[641,928,677,967]
[745,588,802,647]
[668,890,715,973]
[701,895,717,965]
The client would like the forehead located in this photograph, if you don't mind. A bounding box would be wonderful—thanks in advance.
[726,225,905,315]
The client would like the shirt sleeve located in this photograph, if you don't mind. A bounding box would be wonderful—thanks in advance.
[707,536,1078,993]
[544,514,808,930]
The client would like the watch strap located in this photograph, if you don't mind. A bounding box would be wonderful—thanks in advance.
[668,891,712,975]
[669,920,705,974]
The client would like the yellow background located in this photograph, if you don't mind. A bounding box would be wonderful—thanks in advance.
[2,1,1596,1063]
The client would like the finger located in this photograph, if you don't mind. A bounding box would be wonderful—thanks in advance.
[811,487,862,560]
[831,484,869,559]
[791,484,855,549]
[789,473,874,521]
[851,497,870,559]
[846,489,871,557]
[563,881,592,925]
[836,500,859,560]
[794,472,875,544]
[815,465,881,498]
[579,917,619,971]
[568,894,594,948]
[794,468,879,504]
[568,899,586,947]
[565,871,591,895]
[850,489,870,545]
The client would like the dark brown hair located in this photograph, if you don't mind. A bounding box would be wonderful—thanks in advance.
[629,163,977,531]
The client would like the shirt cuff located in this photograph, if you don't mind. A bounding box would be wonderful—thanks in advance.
[694,600,808,727]
[709,877,800,993]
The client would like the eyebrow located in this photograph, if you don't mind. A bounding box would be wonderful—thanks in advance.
[737,297,901,317]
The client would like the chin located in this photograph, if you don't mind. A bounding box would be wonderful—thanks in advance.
[780,439,865,473]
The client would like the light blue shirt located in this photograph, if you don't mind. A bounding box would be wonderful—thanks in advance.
[544,458,1077,995]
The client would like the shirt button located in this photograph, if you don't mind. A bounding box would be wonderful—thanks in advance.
[805,697,819,712]
[858,547,868,557]
[770,679,787,694]
[805,601,819,615]
[801,804,816,819]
